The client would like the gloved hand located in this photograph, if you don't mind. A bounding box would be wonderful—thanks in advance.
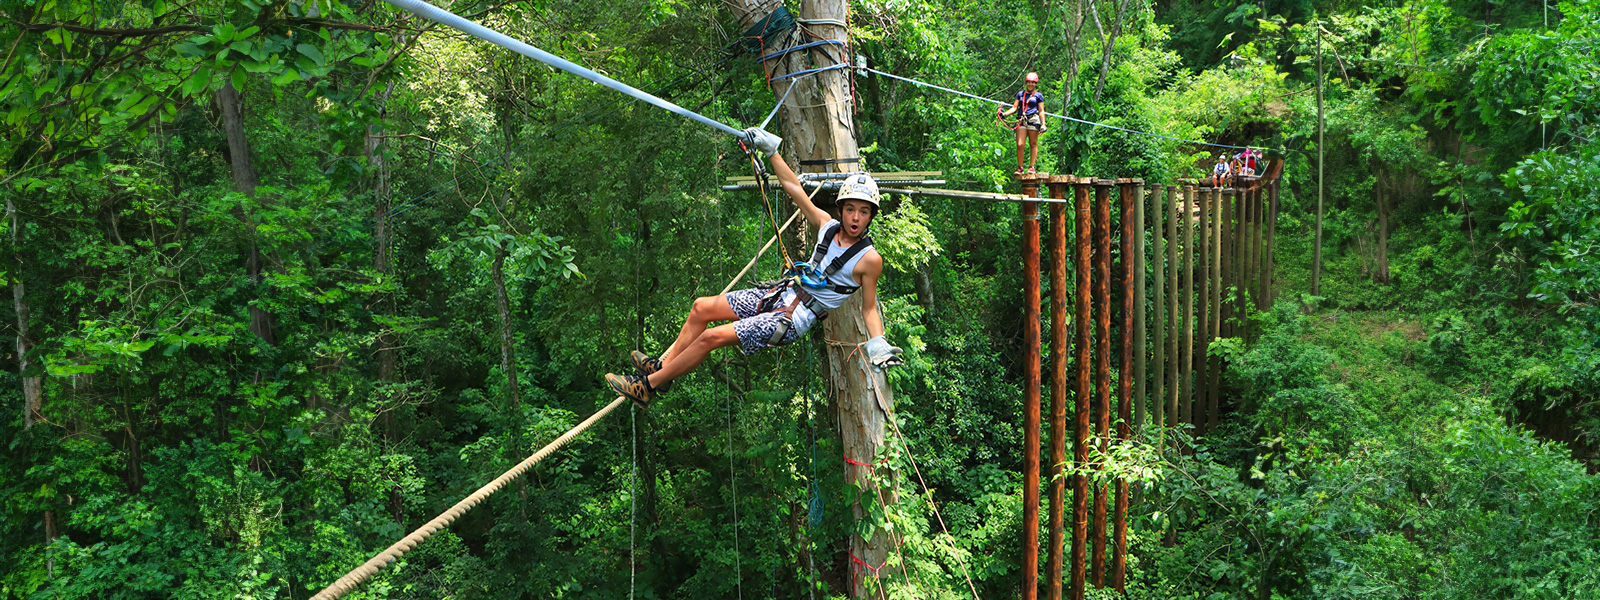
[743,127,783,157]
[862,336,904,372]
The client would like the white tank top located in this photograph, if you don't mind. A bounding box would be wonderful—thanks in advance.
[806,219,873,310]
[776,219,874,335]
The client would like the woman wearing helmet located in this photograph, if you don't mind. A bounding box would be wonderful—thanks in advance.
[998,72,1046,175]
[606,128,903,408]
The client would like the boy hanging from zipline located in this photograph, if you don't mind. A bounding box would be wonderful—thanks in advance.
[998,72,1046,175]
[606,127,904,407]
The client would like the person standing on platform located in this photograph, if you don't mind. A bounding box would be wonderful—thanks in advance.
[998,72,1047,175]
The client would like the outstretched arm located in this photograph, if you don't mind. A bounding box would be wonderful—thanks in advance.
[745,127,829,228]
[768,153,830,228]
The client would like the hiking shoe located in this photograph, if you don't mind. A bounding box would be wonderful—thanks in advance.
[607,372,655,409]
[631,351,672,393]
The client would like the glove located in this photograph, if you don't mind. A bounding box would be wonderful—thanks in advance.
[862,336,904,372]
[743,127,783,157]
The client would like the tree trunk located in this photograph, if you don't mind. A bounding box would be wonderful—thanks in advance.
[216,81,275,345]
[1091,0,1131,104]
[368,81,398,437]
[492,245,528,521]
[727,2,887,596]
[914,262,934,314]
[370,81,397,384]
[1376,179,1391,283]
[493,247,521,408]
[1062,0,1087,110]
[9,198,42,427]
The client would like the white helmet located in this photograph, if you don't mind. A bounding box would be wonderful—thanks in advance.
[836,173,880,215]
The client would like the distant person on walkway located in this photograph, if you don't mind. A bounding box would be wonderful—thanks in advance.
[1211,153,1231,188]
[998,72,1046,175]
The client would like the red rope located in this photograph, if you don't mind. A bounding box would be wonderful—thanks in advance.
[850,552,888,594]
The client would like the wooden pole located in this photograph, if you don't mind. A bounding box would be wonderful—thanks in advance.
[1314,19,1325,297]
[724,4,884,596]
[1092,179,1113,586]
[1233,188,1246,340]
[1195,187,1211,434]
[1180,185,1195,430]
[1208,188,1222,433]
[1242,185,1254,334]
[1220,187,1234,339]
[1114,180,1134,591]
[1248,184,1260,329]
[1133,180,1147,433]
[1266,180,1279,307]
[1165,185,1179,442]
[1071,178,1093,600]
[1048,176,1071,600]
[1150,184,1166,442]
[1021,173,1045,600]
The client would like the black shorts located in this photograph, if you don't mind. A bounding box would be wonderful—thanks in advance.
[726,288,805,355]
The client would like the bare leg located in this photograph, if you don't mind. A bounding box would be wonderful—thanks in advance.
[661,295,737,362]
[649,323,741,387]
[1027,129,1041,172]
[1015,126,1027,172]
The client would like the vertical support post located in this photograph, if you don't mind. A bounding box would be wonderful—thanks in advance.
[1048,176,1071,600]
[1248,184,1260,331]
[1208,188,1223,433]
[1245,185,1258,339]
[1220,187,1234,339]
[1071,178,1094,600]
[1266,180,1279,307]
[1232,187,1246,339]
[1150,184,1166,443]
[1180,185,1195,430]
[1165,185,1179,441]
[1021,173,1044,600]
[1092,179,1113,586]
[1133,180,1147,433]
[1114,180,1134,590]
[1315,20,1325,297]
[1194,187,1211,434]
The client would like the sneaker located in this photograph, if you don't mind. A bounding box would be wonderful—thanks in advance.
[607,372,654,409]
[630,351,672,393]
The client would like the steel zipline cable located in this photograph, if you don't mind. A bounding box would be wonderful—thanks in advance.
[385,0,744,137]
[856,66,1273,153]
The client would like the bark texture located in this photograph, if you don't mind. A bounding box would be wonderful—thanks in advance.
[725,2,887,595]
[216,81,275,345]
[9,198,42,427]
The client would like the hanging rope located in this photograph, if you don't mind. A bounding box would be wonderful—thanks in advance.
[309,396,628,600]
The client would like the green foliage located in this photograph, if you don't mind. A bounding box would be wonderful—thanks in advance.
[4,1,1600,599]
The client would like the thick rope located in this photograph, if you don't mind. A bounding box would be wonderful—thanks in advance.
[310,395,628,600]
[315,118,816,600]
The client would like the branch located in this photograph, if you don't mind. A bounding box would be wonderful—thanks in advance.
[17,22,204,37]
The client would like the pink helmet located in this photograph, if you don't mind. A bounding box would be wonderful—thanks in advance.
[1025,72,1040,83]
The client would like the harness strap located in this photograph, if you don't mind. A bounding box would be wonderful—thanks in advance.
[810,223,875,281]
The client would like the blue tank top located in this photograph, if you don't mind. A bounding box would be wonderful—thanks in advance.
[1017,90,1044,116]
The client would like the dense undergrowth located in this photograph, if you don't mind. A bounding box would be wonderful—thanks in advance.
[4,0,1599,599]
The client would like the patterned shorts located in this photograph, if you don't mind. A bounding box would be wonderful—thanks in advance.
[726,288,804,355]
[1018,114,1044,132]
